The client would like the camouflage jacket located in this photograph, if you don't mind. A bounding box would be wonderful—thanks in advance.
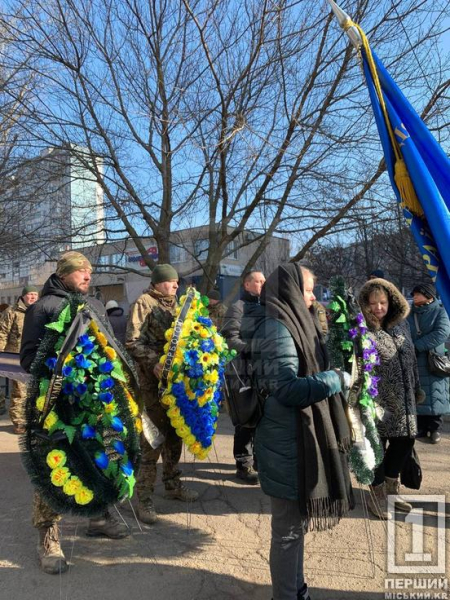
[0,298,27,353]
[207,302,227,331]
[126,288,177,388]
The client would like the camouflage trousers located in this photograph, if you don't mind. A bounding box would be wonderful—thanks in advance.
[9,380,27,427]
[136,387,183,503]
[32,492,61,529]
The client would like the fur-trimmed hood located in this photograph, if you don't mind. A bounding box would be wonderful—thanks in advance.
[358,278,410,331]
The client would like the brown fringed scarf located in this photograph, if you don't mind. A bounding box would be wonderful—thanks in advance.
[261,264,354,531]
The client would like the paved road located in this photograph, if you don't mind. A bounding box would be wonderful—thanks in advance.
[0,412,448,600]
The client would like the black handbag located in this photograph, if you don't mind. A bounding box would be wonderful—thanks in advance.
[427,350,450,377]
[224,361,267,428]
[413,313,450,377]
[400,447,422,490]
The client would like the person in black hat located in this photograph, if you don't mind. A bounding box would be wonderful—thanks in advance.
[369,269,385,280]
[206,289,227,330]
[408,283,450,444]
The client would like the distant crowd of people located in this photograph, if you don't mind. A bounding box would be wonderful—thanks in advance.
[0,253,448,600]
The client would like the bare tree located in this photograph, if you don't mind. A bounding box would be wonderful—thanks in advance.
[1,0,449,293]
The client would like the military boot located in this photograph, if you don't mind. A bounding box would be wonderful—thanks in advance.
[38,524,68,575]
[385,476,412,513]
[164,482,199,502]
[137,497,158,524]
[367,483,392,520]
[86,511,130,538]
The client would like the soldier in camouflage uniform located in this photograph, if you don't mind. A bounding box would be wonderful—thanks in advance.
[206,290,227,331]
[126,264,198,525]
[0,286,39,432]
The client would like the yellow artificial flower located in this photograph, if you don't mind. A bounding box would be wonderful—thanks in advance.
[176,425,190,438]
[197,449,209,461]
[171,416,185,429]
[89,321,100,335]
[36,395,46,412]
[128,397,139,417]
[104,346,117,360]
[63,476,83,496]
[135,417,143,434]
[160,393,176,407]
[104,401,117,414]
[97,332,108,346]
[210,325,218,334]
[167,406,181,419]
[75,487,94,505]
[164,328,174,342]
[159,354,167,365]
[205,371,219,385]
[50,466,70,487]
[189,442,202,455]
[199,352,213,367]
[209,352,219,365]
[46,449,67,469]
[172,355,183,368]
[64,353,73,365]
[213,334,224,350]
[199,327,209,339]
[163,342,170,354]
[43,411,58,430]
[186,387,196,400]
[184,434,196,446]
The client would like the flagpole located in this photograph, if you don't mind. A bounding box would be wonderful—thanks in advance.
[326,0,362,48]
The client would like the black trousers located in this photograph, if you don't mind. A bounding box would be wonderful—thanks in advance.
[233,425,256,469]
[372,437,415,486]
[418,414,443,433]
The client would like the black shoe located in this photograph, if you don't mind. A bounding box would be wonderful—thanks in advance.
[236,466,259,485]
[416,430,428,439]
[298,583,311,600]
[430,431,441,444]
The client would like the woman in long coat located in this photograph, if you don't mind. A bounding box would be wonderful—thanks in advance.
[407,283,450,444]
[359,278,420,520]
[242,264,354,600]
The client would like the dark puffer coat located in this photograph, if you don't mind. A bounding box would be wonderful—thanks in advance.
[407,300,450,416]
[20,274,105,372]
[359,278,418,438]
[241,303,342,501]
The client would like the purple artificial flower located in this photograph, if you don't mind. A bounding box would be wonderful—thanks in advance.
[45,357,57,370]
[348,328,358,339]
[362,349,372,361]
[368,386,378,397]
[81,424,96,439]
[356,313,365,325]
[359,326,368,335]
[99,391,114,404]
[364,363,374,372]
[95,451,109,469]
[111,416,124,432]
[99,360,113,373]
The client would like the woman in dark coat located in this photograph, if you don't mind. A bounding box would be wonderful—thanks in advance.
[359,278,420,520]
[242,264,353,600]
[407,283,450,444]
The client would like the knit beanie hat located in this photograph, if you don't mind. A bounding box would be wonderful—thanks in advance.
[369,268,385,279]
[151,264,178,284]
[21,285,39,296]
[207,290,220,301]
[56,251,92,277]
[412,283,437,300]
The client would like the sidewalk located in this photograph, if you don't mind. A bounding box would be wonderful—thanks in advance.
[0,412,448,600]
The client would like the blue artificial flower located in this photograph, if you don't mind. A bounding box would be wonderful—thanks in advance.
[172,382,185,397]
[120,461,133,477]
[75,354,92,369]
[81,424,96,439]
[187,365,204,379]
[185,349,199,367]
[75,383,88,396]
[100,377,115,390]
[99,391,114,404]
[113,440,125,455]
[62,365,73,377]
[99,360,114,373]
[78,334,91,346]
[45,357,57,370]
[111,416,124,432]
[82,341,95,355]
[63,382,74,395]
[95,451,109,469]
[200,339,214,352]
[198,316,212,327]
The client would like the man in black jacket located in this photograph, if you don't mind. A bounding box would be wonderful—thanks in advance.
[222,270,265,484]
[20,251,129,575]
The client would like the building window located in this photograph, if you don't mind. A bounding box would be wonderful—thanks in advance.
[226,239,239,260]
[193,239,209,259]
[169,244,186,264]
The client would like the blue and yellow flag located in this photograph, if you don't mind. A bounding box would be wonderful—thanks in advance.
[357,27,450,312]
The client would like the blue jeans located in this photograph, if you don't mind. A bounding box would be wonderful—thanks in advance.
[270,497,306,600]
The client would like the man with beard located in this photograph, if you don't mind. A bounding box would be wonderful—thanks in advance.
[20,252,129,575]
